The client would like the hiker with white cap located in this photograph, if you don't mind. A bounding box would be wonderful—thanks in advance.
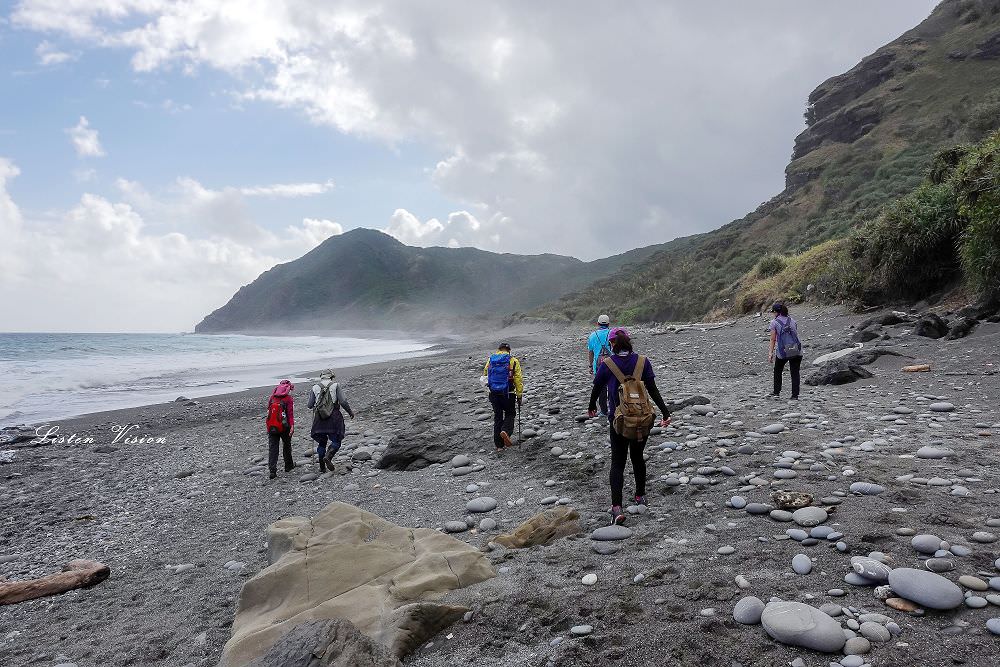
[587,314,613,416]
[307,369,355,473]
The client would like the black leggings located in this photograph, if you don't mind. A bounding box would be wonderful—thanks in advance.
[489,391,516,448]
[773,355,802,397]
[268,431,293,472]
[610,427,646,507]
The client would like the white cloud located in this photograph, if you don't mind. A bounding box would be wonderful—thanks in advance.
[288,217,343,247]
[36,40,77,65]
[382,208,489,248]
[0,157,345,331]
[14,1,940,259]
[66,116,105,157]
[239,179,335,198]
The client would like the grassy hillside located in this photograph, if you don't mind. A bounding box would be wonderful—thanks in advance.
[734,129,1000,311]
[534,0,1000,323]
[195,229,663,332]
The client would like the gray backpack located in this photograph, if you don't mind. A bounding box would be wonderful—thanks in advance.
[315,382,338,420]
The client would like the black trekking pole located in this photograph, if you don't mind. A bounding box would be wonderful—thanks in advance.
[517,400,522,445]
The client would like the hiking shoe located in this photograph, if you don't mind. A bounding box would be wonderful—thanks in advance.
[284,463,296,473]
[500,431,513,448]
[634,494,648,506]
[268,470,277,480]
[323,450,335,469]
[610,505,626,525]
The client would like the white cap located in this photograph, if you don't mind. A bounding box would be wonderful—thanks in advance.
[597,314,610,325]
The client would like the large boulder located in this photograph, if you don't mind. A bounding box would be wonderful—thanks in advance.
[376,427,467,471]
[492,507,581,549]
[220,502,496,667]
[913,313,949,339]
[805,361,874,386]
[245,619,401,667]
[946,317,979,340]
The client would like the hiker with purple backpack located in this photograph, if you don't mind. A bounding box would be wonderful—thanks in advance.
[768,303,803,400]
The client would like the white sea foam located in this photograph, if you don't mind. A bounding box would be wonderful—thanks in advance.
[0,332,436,426]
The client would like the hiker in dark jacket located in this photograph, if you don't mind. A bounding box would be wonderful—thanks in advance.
[266,380,295,479]
[308,370,354,472]
[768,303,803,400]
[482,342,524,452]
[588,328,671,526]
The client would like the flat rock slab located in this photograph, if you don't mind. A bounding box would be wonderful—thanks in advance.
[590,526,633,541]
[887,568,964,610]
[760,601,846,653]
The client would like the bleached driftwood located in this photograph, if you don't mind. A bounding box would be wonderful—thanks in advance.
[651,320,737,335]
[0,559,110,605]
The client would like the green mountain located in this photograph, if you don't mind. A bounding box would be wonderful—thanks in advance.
[194,228,661,332]
[536,0,1000,323]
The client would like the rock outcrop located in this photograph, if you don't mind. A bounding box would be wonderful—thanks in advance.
[220,502,496,667]
[492,507,581,549]
[245,619,401,667]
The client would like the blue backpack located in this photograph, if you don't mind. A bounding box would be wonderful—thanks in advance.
[487,353,512,392]
[776,318,802,359]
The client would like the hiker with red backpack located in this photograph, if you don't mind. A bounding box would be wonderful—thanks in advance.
[266,379,295,479]
[587,328,671,525]
[308,370,355,473]
[482,342,524,453]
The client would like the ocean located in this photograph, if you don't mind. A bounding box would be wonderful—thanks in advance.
[0,332,437,427]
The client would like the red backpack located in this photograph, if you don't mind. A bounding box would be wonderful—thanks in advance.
[266,397,289,435]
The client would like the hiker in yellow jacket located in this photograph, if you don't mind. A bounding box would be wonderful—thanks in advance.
[482,342,524,452]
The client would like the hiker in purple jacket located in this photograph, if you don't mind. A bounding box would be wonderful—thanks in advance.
[587,327,671,526]
[768,303,803,399]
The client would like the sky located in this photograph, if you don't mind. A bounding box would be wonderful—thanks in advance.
[0,0,939,332]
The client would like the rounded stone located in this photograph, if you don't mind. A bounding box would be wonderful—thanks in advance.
[451,454,471,468]
[761,423,786,434]
[792,554,812,575]
[581,573,598,586]
[770,510,794,522]
[967,596,988,608]
[929,402,955,412]
[972,531,998,544]
[887,568,964,610]
[730,496,747,509]
[911,534,942,554]
[916,446,954,459]
[959,575,988,591]
[843,636,871,655]
[443,521,468,533]
[791,507,828,527]
[745,503,773,515]
[570,625,592,636]
[852,557,892,584]
[849,482,885,495]
[925,558,955,573]
[733,596,765,625]
[478,518,497,531]
[717,546,736,555]
[987,618,1000,635]
[466,497,498,513]
[760,601,846,653]
[841,656,864,667]
[859,621,890,643]
[590,525,633,541]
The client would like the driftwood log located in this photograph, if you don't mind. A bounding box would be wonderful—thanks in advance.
[0,559,109,605]
[651,320,736,335]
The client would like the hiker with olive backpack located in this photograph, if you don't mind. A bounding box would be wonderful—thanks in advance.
[265,380,296,479]
[588,328,671,525]
[308,370,355,473]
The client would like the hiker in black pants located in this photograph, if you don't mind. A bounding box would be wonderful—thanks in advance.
[482,342,524,452]
[588,328,671,525]
[768,303,803,399]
